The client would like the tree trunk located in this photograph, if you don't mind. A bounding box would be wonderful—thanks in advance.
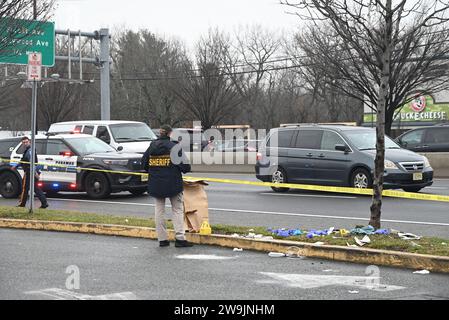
[370,0,392,229]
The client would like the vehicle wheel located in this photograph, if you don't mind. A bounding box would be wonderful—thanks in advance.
[350,168,372,189]
[0,171,21,198]
[130,189,146,196]
[85,173,111,199]
[403,187,422,193]
[270,167,290,193]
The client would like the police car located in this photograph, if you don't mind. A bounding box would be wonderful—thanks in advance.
[0,133,148,199]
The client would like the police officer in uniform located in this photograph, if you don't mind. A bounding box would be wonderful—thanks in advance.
[142,125,193,247]
[14,136,48,208]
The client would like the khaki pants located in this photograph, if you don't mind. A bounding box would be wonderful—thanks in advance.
[154,193,185,241]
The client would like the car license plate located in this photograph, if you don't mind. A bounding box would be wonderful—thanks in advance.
[141,174,148,182]
[413,173,423,181]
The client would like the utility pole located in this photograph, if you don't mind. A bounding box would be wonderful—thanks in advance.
[99,28,110,120]
[33,0,37,19]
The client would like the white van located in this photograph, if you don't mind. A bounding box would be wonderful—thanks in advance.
[48,121,157,153]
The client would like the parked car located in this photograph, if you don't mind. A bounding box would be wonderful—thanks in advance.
[0,134,147,199]
[171,128,211,152]
[48,120,157,153]
[256,125,433,193]
[215,139,260,152]
[0,137,22,160]
[395,124,449,152]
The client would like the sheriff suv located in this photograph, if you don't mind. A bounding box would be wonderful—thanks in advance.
[0,133,147,199]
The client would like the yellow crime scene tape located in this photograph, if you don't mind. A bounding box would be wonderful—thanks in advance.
[1,156,449,203]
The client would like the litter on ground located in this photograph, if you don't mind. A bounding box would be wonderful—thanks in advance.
[268,252,286,258]
[413,269,430,274]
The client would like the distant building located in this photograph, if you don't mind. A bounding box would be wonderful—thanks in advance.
[362,91,449,136]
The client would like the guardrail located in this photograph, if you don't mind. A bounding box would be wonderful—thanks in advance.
[188,152,449,178]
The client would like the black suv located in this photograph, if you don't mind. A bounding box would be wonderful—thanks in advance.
[0,134,147,199]
[256,125,433,193]
[396,124,449,152]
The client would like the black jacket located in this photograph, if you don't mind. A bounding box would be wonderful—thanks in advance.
[141,136,191,198]
[19,145,41,174]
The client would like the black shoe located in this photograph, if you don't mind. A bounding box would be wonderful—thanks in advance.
[175,240,193,248]
[40,204,49,209]
[159,240,170,247]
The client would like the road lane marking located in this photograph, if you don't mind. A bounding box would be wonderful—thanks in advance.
[259,272,405,291]
[260,193,357,199]
[46,198,449,227]
[25,288,136,300]
[175,254,236,260]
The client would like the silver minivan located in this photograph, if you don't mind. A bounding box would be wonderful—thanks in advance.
[48,121,157,153]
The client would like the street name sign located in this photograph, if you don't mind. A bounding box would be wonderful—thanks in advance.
[0,18,55,67]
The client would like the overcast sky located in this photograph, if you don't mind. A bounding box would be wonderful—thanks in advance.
[54,0,301,49]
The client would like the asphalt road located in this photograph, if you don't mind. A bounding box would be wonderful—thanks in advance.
[1,229,448,300]
[2,173,448,238]
[1,173,448,238]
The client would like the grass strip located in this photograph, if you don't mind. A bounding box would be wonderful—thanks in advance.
[1,206,448,257]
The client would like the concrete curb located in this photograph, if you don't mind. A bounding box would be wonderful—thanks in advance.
[1,218,449,273]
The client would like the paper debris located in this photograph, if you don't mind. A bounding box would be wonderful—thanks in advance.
[354,237,365,246]
[233,248,243,252]
[398,232,421,240]
[268,252,286,258]
[413,269,430,274]
[313,242,325,246]
[361,235,371,244]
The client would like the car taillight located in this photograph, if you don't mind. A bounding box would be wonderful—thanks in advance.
[256,152,262,161]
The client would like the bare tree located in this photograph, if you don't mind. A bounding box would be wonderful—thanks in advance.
[173,30,243,129]
[283,0,449,228]
[229,25,283,128]
[110,29,189,127]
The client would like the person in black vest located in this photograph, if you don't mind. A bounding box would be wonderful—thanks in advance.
[13,136,48,208]
[142,124,193,247]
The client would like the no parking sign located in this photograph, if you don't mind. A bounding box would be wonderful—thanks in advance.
[27,52,42,81]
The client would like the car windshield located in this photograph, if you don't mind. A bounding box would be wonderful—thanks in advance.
[344,130,400,150]
[66,136,116,155]
[109,123,157,142]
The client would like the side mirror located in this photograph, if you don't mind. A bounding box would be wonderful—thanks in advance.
[117,146,123,152]
[335,144,349,153]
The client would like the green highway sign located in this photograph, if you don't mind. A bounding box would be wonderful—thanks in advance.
[0,18,55,67]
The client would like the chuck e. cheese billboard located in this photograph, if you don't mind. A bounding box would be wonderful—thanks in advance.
[364,95,448,124]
